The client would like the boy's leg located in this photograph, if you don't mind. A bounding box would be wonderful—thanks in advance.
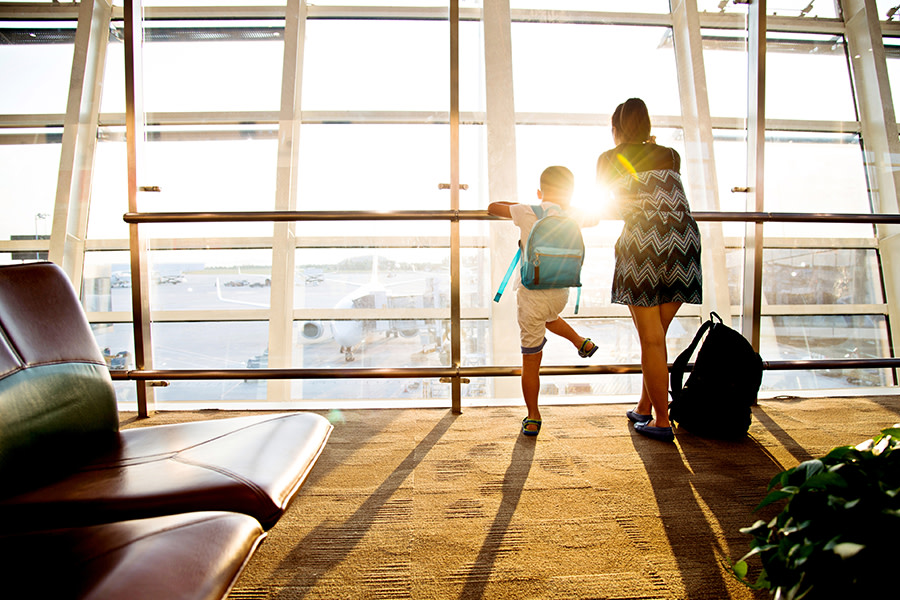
[517,288,555,434]
[547,317,594,353]
[522,351,542,431]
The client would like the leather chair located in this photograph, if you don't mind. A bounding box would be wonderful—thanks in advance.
[0,262,333,532]
[0,511,265,600]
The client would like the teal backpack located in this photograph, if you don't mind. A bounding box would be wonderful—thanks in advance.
[494,204,585,313]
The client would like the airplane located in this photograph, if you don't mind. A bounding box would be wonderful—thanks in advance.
[110,271,131,288]
[215,256,449,363]
[298,256,449,362]
[303,268,324,286]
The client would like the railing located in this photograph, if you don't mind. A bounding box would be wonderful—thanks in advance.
[108,358,900,383]
[123,210,900,225]
[116,208,900,395]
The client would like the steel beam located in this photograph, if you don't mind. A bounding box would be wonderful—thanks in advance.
[483,0,521,405]
[266,0,308,403]
[123,0,156,416]
[842,0,900,379]
[449,0,462,413]
[49,0,112,291]
[671,0,733,327]
[741,0,766,350]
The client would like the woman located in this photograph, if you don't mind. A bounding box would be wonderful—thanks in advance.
[596,98,702,442]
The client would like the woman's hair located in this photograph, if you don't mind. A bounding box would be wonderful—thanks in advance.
[611,98,651,143]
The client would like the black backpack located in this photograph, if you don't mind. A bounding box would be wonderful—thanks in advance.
[668,312,763,439]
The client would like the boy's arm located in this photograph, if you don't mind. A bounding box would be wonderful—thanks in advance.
[487,201,517,219]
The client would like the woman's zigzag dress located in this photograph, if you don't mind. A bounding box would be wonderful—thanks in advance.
[611,168,703,307]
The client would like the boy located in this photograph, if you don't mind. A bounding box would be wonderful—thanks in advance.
[488,166,599,436]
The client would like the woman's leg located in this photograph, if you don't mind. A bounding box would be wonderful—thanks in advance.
[633,302,681,414]
[629,302,682,427]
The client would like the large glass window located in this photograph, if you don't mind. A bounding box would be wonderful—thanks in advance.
[0,143,60,252]
[765,33,856,122]
[883,36,900,112]
[4,2,900,408]
[762,132,871,238]
[511,22,680,116]
[0,20,75,114]
[303,19,446,111]
[761,315,891,390]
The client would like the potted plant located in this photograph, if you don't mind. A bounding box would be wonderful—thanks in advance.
[733,425,900,598]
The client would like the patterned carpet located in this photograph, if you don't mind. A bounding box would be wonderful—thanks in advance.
[121,395,900,599]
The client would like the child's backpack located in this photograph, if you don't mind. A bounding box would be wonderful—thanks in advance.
[668,312,764,439]
[494,204,585,313]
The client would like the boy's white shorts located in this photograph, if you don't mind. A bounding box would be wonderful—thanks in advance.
[516,286,570,354]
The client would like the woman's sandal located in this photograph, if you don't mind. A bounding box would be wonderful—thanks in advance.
[626,409,652,424]
[633,421,674,442]
[521,417,542,437]
[578,338,598,358]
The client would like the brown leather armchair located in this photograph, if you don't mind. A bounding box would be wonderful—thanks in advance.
[0,262,333,598]
[0,511,266,600]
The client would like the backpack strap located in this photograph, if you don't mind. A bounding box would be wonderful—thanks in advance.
[670,312,722,399]
[493,247,521,303]
[496,204,543,303]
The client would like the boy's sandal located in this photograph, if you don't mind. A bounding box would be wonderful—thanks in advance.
[578,338,598,358]
[521,417,542,437]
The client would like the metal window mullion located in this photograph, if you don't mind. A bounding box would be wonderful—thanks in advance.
[124,0,156,417]
[49,0,112,292]
[842,0,900,373]
[483,0,521,407]
[450,0,462,413]
[671,0,732,327]
[742,0,766,351]
[266,0,306,404]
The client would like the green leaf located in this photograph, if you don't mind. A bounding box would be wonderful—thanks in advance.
[824,445,855,461]
[768,470,790,491]
[799,471,848,491]
[855,438,874,452]
[733,560,749,580]
[755,568,771,591]
[832,542,865,559]
[873,435,891,456]
[739,520,769,537]
[796,459,825,481]
[778,520,810,536]
[756,487,798,511]
[880,426,900,438]
[738,544,776,563]
[822,535,843,551]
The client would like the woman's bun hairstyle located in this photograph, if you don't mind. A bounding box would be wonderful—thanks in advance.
[612,98,651,143]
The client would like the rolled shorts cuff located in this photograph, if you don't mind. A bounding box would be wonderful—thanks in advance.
[522,337,547,355]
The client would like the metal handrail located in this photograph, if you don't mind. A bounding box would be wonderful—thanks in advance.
[123,209,900,224]
[107,358,900,382]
